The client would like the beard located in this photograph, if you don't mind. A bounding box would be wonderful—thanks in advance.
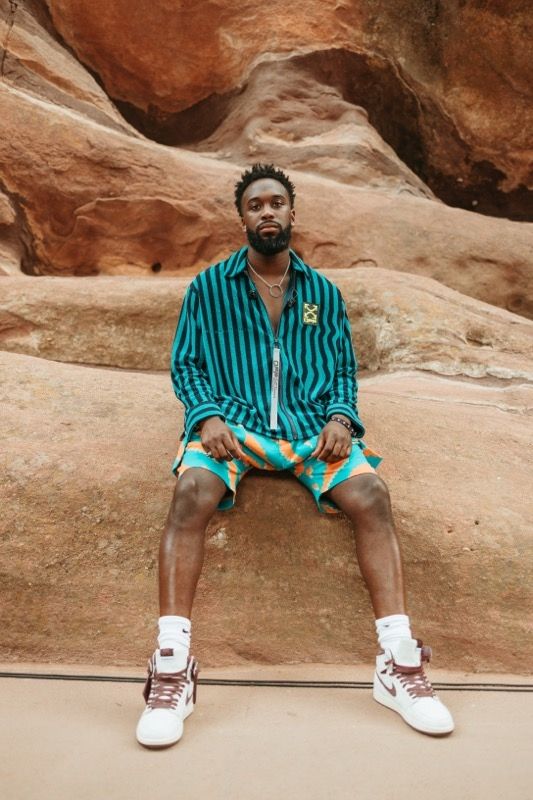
[246,222,292,256]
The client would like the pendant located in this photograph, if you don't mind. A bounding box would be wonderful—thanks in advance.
[269,284,283,298]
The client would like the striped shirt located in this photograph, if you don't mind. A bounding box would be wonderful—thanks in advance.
[170,246,365,443]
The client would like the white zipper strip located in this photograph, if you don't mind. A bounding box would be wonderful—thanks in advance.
[270,346,280,430]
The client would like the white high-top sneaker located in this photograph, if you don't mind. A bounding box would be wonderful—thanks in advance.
[136,649,199,748]
[373,638,454,735]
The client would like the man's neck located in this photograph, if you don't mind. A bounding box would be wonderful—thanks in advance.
[247,247,291,277]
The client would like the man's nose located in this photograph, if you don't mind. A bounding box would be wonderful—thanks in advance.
[261,206,275,218]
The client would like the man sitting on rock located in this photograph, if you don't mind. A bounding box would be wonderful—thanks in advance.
[136,162,454,747]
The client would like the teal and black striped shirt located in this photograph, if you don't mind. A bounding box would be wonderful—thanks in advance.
[171,246,365,443]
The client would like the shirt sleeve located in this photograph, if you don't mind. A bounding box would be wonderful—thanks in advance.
[170,283,225,435]
[325,293,366,438]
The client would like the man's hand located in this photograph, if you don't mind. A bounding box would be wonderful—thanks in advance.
[311,420,352,463]
[198,417,247,462]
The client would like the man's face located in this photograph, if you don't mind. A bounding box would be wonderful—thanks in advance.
[240,178,295,256]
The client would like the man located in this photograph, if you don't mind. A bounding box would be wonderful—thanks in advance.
[136,163,454,748]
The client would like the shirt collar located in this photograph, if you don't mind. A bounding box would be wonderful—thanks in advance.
[224,246,308,278]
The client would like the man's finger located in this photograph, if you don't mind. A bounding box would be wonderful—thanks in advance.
[311,433,325,459]
[317,434,337,461]
[205,436,228,461]
[220,432,244,461]
[212,444,229,461]
[229,433,247,461]
[331,440,344,459]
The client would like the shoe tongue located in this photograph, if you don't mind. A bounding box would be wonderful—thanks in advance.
[155,648,188,673]
[392,638,421,667]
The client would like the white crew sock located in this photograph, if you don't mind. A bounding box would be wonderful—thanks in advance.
[157,615,191,670]
[375,614,412,654]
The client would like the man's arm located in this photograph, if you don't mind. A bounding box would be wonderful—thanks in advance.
[324,294,365,437]
[171,284,246,462]
[312,293,365,462]
[170,284,224,434]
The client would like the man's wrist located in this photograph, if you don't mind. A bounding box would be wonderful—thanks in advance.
[329,414,356,435]
[197,415,223,431]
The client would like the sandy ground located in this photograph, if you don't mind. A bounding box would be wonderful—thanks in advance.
[1,663,532,800]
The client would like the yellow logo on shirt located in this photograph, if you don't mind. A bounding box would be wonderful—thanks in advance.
[303,303,319,325]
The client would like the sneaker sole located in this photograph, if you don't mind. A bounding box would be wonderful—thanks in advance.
[373,680,454,736]
[136,700,195,748]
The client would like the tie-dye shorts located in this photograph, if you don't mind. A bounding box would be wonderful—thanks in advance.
[172,421,383,514]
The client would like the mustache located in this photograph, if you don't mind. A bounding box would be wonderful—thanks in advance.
[258,221,281,231]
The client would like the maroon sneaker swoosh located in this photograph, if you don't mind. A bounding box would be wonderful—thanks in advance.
[376,671,397,697]
[186,689,194,705]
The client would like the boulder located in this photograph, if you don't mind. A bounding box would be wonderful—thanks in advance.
[1,350,531,672]
[332,269,533,381]
[0,274,186,369]
[2,271,533,382]
[1,83,532,317]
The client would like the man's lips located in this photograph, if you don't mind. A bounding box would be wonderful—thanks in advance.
[258,222,281,233]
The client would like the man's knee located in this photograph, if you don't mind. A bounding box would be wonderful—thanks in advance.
[339,473,391,516]
[169,470,224,524]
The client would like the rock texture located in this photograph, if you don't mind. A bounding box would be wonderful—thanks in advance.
[0,189,20,275]
[43,0,533,218]
[170,59,435,199]
[0,0,137,133]
[1,83,532,316]
[1,350,531,671]
[2,271,533,381]
[1,0,532,676]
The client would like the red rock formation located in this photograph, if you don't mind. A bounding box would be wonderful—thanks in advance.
[0,189,20,274]
[1,350,531,671]
[0,0,137,132]
[1,84,532,316]
[184,60,434,198]
[1,2,531,675]
[44,0,532,218]
[2,270,533,381]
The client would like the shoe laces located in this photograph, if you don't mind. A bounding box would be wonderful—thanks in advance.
[388,647,436,699]
[147,666,188,710]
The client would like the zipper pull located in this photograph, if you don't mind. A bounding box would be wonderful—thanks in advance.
[270,343,280,430]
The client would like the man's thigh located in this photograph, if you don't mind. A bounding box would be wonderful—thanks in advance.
[294,439,380,514]
[174,435,252,511]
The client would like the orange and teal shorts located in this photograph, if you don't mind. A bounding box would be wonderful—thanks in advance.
[171,422,382,514]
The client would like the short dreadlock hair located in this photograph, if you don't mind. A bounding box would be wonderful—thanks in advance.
[234,163,296,215]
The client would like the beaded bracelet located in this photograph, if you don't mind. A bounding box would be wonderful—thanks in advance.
[329,415,356,436]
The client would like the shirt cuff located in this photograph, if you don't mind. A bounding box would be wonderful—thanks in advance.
[326,403,365,438]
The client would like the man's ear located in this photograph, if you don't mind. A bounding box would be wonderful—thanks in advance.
[240,217,246,231]
[290,207,296,226]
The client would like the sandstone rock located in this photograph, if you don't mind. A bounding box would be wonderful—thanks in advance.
[0,190,16,226]
[0,275,186,368]
[1,350,531,671]
[44,0,532,217]
[0,242,21,275]
[0,189,22,275]
[186,60,434,199]
[333,269,533,381]
[1,84,532,317]
[0,0,137,134]
[2,271,533,382]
